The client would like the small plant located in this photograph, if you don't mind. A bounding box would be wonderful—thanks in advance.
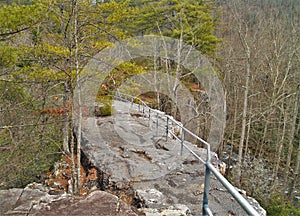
[264,193,300,216]
[94,95,113,117]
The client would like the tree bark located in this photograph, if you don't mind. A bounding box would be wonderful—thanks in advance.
[244,101,252,156]
[291,129,300,197]
[63,80,71,154]
[271,104,288,194]
[284,88,299,191]
[74,0,82,196]
[235,28,251,187]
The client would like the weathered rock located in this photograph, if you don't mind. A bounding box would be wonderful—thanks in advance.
[26,182,49,192]
[36,190,144,216]
[94,103,105,117]
[140,204,192,216]
[79,101,266,216]
[0,188,23,215]
[0,188,144,216]
[0,187,64,215]
[136,188,166,208]
[246,197,267,216]
[0,100,266,216]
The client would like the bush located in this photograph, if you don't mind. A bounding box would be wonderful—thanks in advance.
[0,81,64,189]
[94,95,112,117]
[0,131,63,189]
[264,193,300,216]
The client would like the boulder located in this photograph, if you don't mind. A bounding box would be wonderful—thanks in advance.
[0,187,144,216]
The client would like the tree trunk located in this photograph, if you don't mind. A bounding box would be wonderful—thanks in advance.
[226,87,238,177]
[284,89,299,191]
[70,123,77,195]
[291,130,300,197]
[235,36,251,187]
[63,80,71,154]
[256,111,272,157]
[271,105,288,193]
[244,101,252,156]
[74,0,82,196]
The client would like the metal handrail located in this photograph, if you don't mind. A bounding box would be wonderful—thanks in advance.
[113,91,260,216]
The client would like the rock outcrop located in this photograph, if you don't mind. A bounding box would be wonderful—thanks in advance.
[0,183,144,216]
[79,100,266,216]
[0,100,267,216]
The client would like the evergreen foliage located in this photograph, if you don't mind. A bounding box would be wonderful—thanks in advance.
[124,0,220,55]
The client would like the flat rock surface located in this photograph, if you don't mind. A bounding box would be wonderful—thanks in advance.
[0,188,144,216]
[0,188,24,215]
[36,190,143,216]
[0,100,265,216]
[80,100,266,216]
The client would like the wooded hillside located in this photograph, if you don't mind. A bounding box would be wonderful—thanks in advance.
[0,0,299,214]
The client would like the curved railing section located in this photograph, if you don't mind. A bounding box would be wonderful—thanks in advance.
[113,91,260,216]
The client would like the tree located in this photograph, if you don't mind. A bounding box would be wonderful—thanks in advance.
[0,0,64,189]
[124,0,220,56]
[0,0,133,193]
[218,0,300,207]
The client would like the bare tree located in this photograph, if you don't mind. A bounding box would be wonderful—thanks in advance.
[284,89,299,190]
[74,0,82,196]
[218,0,299,199]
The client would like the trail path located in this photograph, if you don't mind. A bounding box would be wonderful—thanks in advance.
[80,100,264,215]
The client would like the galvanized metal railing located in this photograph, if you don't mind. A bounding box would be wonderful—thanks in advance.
[113,91,260,216]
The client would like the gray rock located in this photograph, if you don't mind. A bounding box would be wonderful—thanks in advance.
[25,182,49,192]
[0,188,144,216]
[140,204,192,216]
[79,101,266,216]
[246,197,267,216]
[0,187,64,215]
[36,190,144,216]
[136,189,166,208]
[0,188,23,215]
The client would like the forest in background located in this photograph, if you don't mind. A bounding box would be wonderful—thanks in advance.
[0,0,299,215]
[217,1,299,214]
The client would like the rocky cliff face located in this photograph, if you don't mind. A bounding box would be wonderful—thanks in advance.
[0,181,265,216]
[77,100,266,216]
[0,100,267,216]
[0,183,143,216]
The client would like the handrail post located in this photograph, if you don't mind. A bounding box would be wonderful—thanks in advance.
[202,162,211,216]
[156,112,159,135]
[180,128,184,156]
[148,108,151,127]
[203,146,212,216]
[166,116,169,142]
[207,163,260,216]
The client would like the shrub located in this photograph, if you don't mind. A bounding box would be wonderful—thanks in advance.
[264,193,300,216]
[94,95,112,117]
